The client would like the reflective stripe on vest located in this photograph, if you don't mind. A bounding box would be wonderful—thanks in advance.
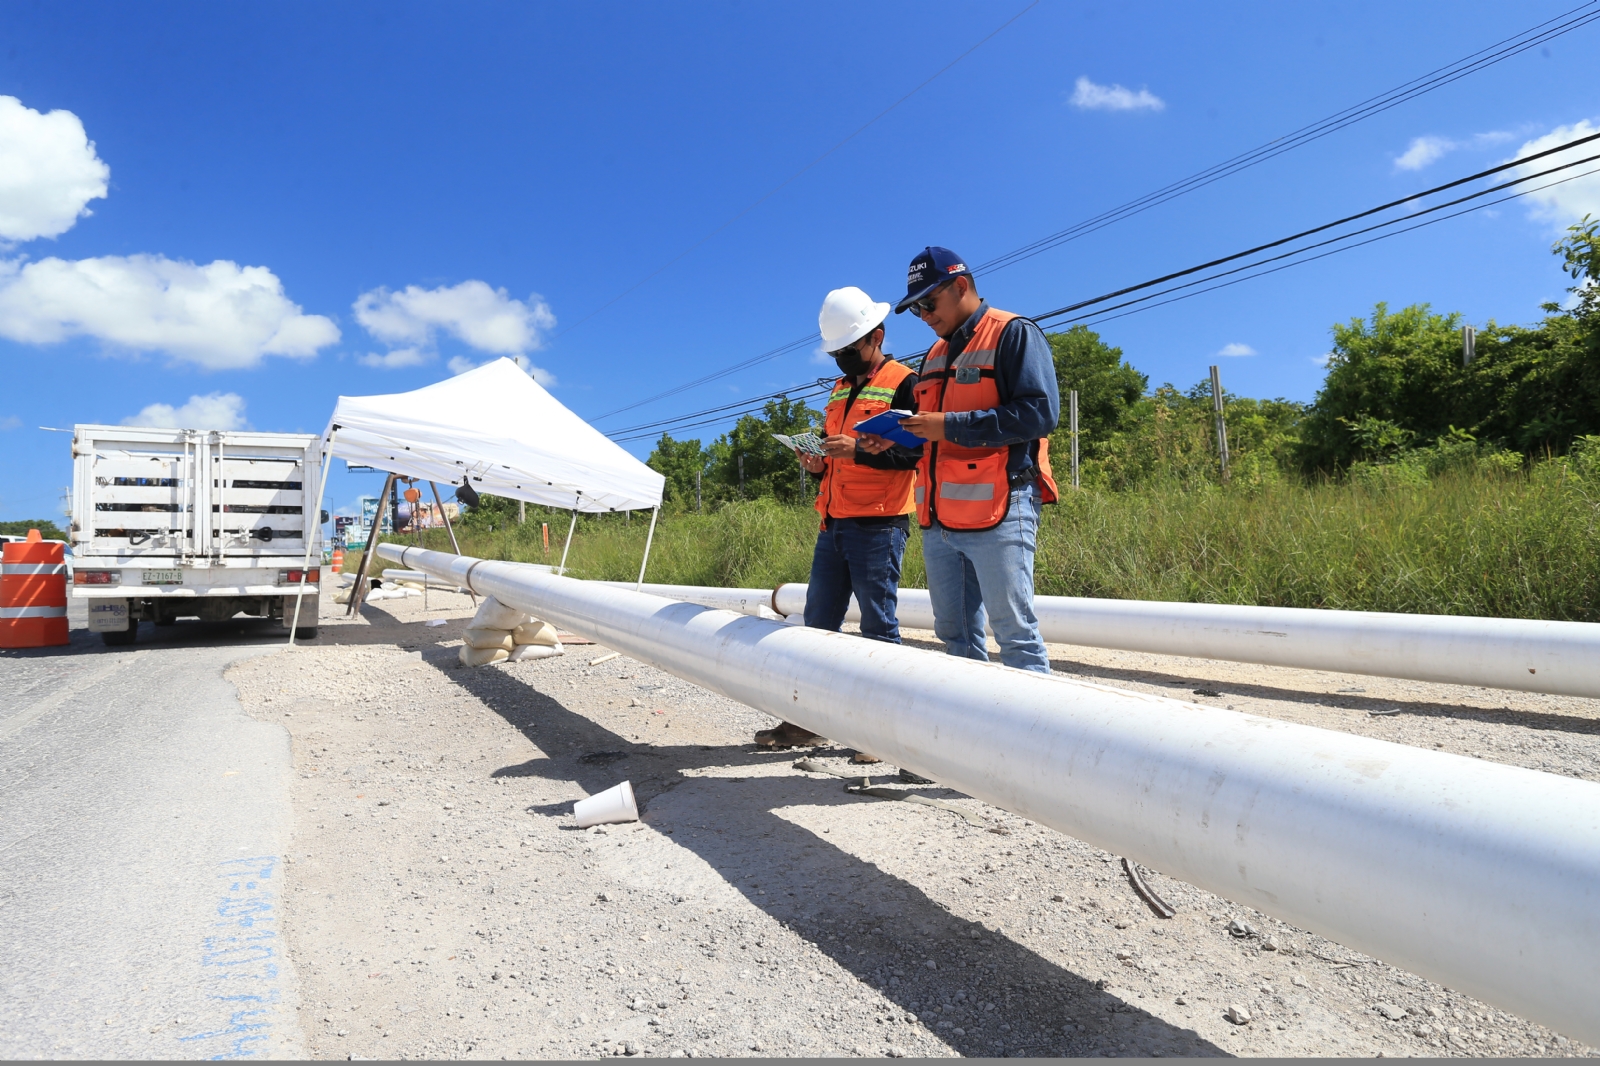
[940,482,995,501]
[2,563,67,576]
[815,359,918,523]
[0,605,67,618]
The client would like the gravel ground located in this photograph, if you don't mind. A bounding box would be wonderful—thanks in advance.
[226,582,1600,1059]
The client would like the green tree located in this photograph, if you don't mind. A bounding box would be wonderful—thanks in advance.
[646,434,710,510]
[1046,326,1147,452]
[0,518,65,539]
[706,395,821,504]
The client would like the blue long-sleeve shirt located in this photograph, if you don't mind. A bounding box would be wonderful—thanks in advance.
[924,301,1060,476]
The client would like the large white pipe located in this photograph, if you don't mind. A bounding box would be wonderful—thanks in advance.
[600,582,783,619]
[772,584,1600,699]
[382,543,1600,1044]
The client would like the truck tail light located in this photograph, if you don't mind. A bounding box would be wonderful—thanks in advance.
[74,570,121,585]
[277,568,320,585]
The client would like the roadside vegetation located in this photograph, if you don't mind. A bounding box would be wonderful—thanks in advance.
[359,217,1600,621]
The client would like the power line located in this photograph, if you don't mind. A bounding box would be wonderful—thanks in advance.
[976,0,1600,276]
[1066,161,1600,330]
[555,1,1039,345]
[1031,129,1600,324]
[591,3,1599,424]
[612,384,832,443]
[610,377,834,436]
[615,135,1600,445]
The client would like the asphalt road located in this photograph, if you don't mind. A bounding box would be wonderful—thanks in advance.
[0,603,306,1059]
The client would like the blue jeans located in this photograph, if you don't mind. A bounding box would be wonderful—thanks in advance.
[921,483,1049,672]
[803,519,909,643]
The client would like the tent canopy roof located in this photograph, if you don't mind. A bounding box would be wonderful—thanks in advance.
[324,358,663,513]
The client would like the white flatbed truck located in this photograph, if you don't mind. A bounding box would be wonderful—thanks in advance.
[68,425,327,645]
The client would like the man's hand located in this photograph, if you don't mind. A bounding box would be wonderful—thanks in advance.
[796,450,826,474]
[855,432,893,455]
[899,412,947,442]
[820,434,857,459]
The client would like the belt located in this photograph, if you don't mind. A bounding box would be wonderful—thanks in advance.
[1008,466,1040,489]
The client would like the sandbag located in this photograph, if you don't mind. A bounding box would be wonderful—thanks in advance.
[463,627,515,651]
[471,595,529,630]
[459,645,510,667]
[513,620,561,646]
[508,642,564,661]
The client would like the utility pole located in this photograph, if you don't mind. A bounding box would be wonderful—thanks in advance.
[1069,389,1080,490]
[1462,325,1477,367]
[1209,365,1231,484]
[738,454,745,498]
[695,470,702,514]
[518,500,526,524]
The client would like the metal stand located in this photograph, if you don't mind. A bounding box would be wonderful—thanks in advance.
[288,428,337,645]
[430,480,476,607]
[636,506,660,591]
[557,493,580,576]
[347,470,397,616]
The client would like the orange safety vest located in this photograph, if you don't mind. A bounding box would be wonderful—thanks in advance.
[912,307,1058,530]
[814,358,918,524]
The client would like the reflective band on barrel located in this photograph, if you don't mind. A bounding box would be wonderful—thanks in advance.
[2,563,66,575]
[0,605,68,618]
[939,482,996,501]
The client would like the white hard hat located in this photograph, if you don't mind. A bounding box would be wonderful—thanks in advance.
[818,286,890,354]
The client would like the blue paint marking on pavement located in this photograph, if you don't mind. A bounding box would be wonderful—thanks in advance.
[177,856,288,1059]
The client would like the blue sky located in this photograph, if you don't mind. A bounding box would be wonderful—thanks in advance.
[1,1,1597,522]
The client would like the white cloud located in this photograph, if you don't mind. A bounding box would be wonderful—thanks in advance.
[0,254,339,369]
[447,355,478,376]
[121,392,249,431]
[1216,343,1256,357]
[0,415,21,430]
[0,96,110,242]
[1512,119,1600,225]
[357,347,429,370]
[1394,130,1516,172]
[1395,135,1455,172]
[1069,76,1164,113]
[355,280,554,355]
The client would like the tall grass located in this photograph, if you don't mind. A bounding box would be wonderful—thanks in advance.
[355,460,1600,621]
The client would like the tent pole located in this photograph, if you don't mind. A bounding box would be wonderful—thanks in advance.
[557,493,580,576]
[288,428,337,646]
[635,505,660,592]
[348,470,397,616]
[430,480,476,607]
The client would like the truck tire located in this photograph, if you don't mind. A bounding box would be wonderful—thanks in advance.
[102,622,138,646]
[294,626,319,640]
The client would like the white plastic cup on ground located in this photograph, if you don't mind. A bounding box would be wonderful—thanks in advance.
[574,780,638,828]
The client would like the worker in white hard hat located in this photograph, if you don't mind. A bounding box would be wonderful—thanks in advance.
[754,286,923,755]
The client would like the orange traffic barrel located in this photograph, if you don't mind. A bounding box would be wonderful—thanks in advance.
[1,530,69,648]
[331,547,344,573]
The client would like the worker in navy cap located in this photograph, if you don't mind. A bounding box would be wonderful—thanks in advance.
[868,246,1060,672]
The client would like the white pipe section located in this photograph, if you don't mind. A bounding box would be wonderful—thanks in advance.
[599,582,784,619]
[382,543,1600,1044]
[771,583,1600,699]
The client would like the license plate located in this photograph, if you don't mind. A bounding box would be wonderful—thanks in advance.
[142,569,183,585]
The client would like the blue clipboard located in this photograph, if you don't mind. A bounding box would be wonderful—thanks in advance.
[852,409,924,449]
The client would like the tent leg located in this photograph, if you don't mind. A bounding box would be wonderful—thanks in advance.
[431,480,476,607]
[288,429,337,646]
[636,506,659,592]
[348,470,397,616]
[557,495,579,576]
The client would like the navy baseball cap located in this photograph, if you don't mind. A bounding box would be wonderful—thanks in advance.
[894,246,972,313]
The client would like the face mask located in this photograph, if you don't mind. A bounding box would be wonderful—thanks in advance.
[833,345,871,378]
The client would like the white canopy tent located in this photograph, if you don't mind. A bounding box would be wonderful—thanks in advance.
[323,357,664,514]
[287,359,665,642]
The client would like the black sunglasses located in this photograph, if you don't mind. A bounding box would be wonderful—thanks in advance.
[909,280,953,316]
[828,327,879,359]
